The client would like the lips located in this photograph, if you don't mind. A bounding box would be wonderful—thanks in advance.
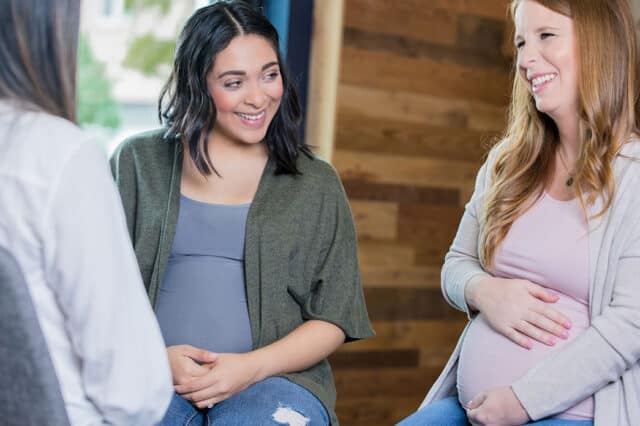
[529,72,558,92]
[235,110,267,127]
[236,111,265,121]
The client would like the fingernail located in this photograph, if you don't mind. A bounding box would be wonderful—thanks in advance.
[565,322,572,329]
[548,337,556,345]
[561,330,569,339]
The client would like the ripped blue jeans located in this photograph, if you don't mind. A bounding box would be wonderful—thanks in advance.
[396,397,594,426]
[158,377,329,426]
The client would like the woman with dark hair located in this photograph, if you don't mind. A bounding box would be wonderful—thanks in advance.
[399,0,640,425]
[0,0,172,424]
[110,1,373,425]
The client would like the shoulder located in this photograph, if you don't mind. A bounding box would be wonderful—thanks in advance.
[467,138,507,192]
[616,139,640,179]
[484,138,509,169]
[1,106,88,157]
[294,153,344,192]
[615,139,640,200]
[600,139,640,227]
[610,141,640,242]
[112,128,171,159]
[0,106,104,185]
[29,111,86,146]
[264,154,350,216]
[618,138,640,162]
[111,128,177,174]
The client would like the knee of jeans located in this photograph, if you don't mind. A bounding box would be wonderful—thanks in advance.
[271,405,310,426]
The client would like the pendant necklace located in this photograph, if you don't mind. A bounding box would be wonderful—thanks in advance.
[556,147,574,187]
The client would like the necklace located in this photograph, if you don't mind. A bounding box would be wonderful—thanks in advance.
[556,147,574,187]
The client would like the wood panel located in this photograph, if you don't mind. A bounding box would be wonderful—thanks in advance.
[344,0,459,46]
[350,200,398,240]
[335,368,441,399]
[344,27,510,70]
[429,0,512,20]
[334,150,479,191]
[340,46,510,105]
[338,84,507,132]
[330,349,420,369]
[398,203,463,249]
[364,288,463,321]
[345,320,468,352]
[360,265,441,288]
[336,112,495,163]
[456,13,506,51]
[343,179,460,206]
[358,241,415,268]
[331,1,511,424]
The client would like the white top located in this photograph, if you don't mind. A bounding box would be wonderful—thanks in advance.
[0,101,173,425]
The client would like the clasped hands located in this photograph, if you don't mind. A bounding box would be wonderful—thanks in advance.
[167,345,260,409]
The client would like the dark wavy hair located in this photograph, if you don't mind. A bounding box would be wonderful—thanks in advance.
[0,0,80,122]
[159,0,309,175]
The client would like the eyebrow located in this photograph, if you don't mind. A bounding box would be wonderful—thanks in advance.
[217,61,279,79]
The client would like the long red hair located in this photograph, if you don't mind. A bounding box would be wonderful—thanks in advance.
[480,0,640,267]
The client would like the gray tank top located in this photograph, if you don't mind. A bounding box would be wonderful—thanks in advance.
[155,195,253,353]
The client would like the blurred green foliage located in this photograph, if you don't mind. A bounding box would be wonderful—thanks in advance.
[77,35,121,129]
[122,0,179,77]
[124,0,172,13]
[123,33,175,76]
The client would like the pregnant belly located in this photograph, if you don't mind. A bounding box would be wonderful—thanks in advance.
[457,295,594,420]
[155,256,253,354]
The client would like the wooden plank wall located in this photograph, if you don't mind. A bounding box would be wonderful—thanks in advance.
[327,1,513,424]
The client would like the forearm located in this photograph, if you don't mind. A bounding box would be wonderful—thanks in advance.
[250,320,345,382]
[512,253,640,419]
[464,274,490,313]
[511,327,613,420]
[440,198,490,316]
[441,157,492,314]
[512,312,640,419]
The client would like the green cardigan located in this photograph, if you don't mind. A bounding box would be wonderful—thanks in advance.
[110,129,374,425]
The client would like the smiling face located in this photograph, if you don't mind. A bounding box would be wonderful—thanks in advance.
[514,0,579,122]
[207,34,283,146]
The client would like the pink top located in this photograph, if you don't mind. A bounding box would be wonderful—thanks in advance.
[457,192,594,420]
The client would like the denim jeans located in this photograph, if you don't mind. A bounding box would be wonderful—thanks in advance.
[396,397,594,426]
[158,376,329,426]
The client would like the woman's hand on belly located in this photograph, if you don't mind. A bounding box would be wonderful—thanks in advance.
[466,386,530,426]
[167,345,218,386]
[174,352,260,409]
[465,276,572,349]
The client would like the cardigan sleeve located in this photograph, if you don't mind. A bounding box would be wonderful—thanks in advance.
[109,142,138,242]
[298,171,375,342]
[512,191,640,420]
[441,153,493,316]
